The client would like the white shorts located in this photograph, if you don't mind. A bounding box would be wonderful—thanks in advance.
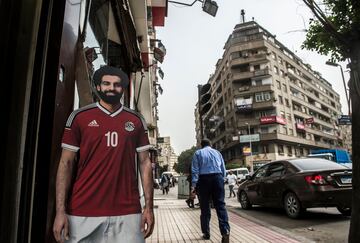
[64,213,144,243]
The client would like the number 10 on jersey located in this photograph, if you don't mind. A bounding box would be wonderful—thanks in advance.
[105,131,118,147]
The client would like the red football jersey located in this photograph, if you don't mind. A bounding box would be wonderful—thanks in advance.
[61,102,151,216]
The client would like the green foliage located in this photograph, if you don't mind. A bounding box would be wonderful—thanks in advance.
[158,164,169,175]
[301,0,360,62]
[225,163,243,170]
[175,146,197,174]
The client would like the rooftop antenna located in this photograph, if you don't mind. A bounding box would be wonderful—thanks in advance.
[240,9,245,23]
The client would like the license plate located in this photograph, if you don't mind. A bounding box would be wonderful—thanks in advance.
[340,177,352,184]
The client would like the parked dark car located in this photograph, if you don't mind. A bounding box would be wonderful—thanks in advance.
[237,158,352,218]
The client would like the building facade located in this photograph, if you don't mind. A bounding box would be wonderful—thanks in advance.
[196,21,346,171]
[157,136,178,173]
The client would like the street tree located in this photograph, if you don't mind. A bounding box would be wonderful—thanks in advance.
[301,0,360,241]
[175,146,197,174]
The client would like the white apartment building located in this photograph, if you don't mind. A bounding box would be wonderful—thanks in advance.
[196,21,346,171]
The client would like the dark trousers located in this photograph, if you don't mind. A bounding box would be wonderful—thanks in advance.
[197,173,230,236]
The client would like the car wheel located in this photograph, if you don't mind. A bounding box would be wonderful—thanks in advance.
[337,206,351,216]
[239,191,252,209]
[284,192,302,219]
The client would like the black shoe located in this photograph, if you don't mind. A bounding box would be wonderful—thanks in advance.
[202,233,210,240]
[185,199,191,208]
[221,233,230,243]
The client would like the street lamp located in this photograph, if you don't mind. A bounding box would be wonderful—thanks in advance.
[245,122,252,172]
[325,61,351,115]
[168,0,218,17]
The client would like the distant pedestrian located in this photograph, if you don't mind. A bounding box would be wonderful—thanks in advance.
[171,175,176,187]
[186,165,195,208]
[226,171,237,198]
[191,139,230,243]
[161,174,170,194]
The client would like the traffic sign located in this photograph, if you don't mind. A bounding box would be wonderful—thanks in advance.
[338,115,351,125]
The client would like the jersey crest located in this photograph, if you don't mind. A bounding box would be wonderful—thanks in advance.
[125,121,135,131]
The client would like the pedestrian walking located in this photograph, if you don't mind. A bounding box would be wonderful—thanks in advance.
[191,139,230,243]
[226,170,237,198]
[186,165,195,208]
[161,174,170,194]
[53,66,154,243]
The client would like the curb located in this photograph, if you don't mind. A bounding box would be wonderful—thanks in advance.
[227,206,315,243]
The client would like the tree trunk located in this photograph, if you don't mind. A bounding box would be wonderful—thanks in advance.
[348,43,360,242]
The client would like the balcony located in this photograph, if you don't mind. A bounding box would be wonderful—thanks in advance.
[234,84,273,96]
[230,53,268,67]
[254,68,270,77]
[260,133,317,146]
[252,100,276,110]
[291,93,331,119]
[232,71,253,81]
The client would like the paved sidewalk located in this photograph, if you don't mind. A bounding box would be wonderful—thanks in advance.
[147,187,304,243]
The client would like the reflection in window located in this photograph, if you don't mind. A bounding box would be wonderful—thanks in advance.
[267,164,285,177]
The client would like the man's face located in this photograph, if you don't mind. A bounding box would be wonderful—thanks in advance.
[96,75,124,105]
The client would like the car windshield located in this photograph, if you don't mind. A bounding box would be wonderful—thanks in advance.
[289,158,349,171]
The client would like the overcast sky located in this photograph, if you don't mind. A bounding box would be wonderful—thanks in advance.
[156,0,350,155]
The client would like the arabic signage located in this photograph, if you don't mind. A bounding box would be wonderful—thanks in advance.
[240,134,260,143]
[305,117,314,124]
[236,97,253,111]
[295,123,305,130]
[338,115,351,125]
[243,146,252,155]
[260,115,286,125]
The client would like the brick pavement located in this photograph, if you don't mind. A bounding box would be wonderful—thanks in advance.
[146,186,304,243]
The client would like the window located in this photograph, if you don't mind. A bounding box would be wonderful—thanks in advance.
[286,115,291,124]
[255,93,263,102]
[278,56,283,65]
[278,95,283,104]
[285,98,290,107]
[254,166,268,179]
[264,92,271,101]
[262,145,269,154]
[274,66,279,74]
[271,52,276,60]
[280,70,285,77]
[255,79,262,86]
[255,92,271,102]
[289,128,294,135]
[252,144,259,153]
[260,127,269,133]
[253,64,260,71]
[276,80,281,89]
[266,163,285,177]
[287,146,293,156]
[259,111,268,117]
[280,111,285,119]
[300,148,304,156]
[278,145,284,155]
[282,84,287,93]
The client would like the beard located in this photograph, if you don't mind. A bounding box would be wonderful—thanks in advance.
[97,90,123,104]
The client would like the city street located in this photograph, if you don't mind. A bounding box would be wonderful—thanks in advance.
[150,185,350,243]
[224,186,350,243]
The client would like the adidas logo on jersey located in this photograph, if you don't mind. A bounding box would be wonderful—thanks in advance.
[88,120,99,127]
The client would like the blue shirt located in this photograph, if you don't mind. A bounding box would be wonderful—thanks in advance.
[191,146,226,187]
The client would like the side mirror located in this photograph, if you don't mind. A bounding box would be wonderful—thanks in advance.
[245,175,252,180]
